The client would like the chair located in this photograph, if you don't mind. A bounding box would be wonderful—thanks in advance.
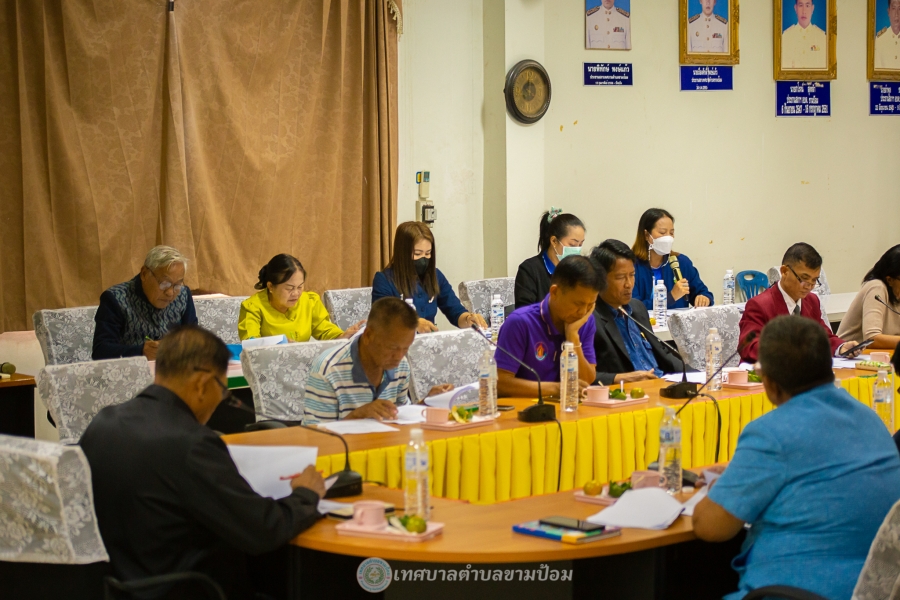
[742,498,900,600]
[767,265,831,324]
[241,340,347,422]
[194,295,247,344]
[458,277,515,322]
[406,329,492,401]
[735,270,769,302]
[33,306,99,365]
[323,287,373,330]
[36,357,153,445]
[667,306,742,371]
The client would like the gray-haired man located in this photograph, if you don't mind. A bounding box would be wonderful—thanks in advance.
[92,245,198,360]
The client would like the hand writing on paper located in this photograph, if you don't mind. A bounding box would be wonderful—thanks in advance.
[347,399,399,421]
[289,465,326,498]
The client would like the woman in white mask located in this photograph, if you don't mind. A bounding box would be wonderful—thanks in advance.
[631,208,713,310]
[514,208,587,308]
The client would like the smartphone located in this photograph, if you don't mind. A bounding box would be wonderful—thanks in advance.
[840,338,875,357]
[497,405,515,412]
[538,516,606,532]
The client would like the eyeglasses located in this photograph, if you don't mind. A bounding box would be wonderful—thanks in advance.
[195,368,232,402]
[147,269,185,294]
[785,265,820,289]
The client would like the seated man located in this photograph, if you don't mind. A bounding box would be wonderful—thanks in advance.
[693,316,900,600]
[739,242,857,363]
[80,325,325,599]
[303,297,452,424]
[496,255,601,398]
[589,240,686,385]
[92,245,198,360]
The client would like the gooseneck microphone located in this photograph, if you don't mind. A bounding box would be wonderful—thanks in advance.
[617,307,697,399]
[226,397,363,498]
[470,325,556,423]
[874,295,900,317]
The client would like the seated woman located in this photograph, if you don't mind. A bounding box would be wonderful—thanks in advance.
[514,208,586,309]
[631,208,713,310]
[239,254,362,342]
[838,244,900,349]
[372,221,487,333]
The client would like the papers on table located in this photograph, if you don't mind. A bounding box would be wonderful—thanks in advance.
[318,419,400,435]
[317,499,352,514]
[661,371,708,385]
[424,382,479,409]
[681,487,707,517]
[587,487,684,530]
[384,404,426,425]
[833,357,862,369]
[227,445,318,500]
[241,335,288,349]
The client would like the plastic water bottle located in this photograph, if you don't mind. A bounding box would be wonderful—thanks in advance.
[490,294,504,341]
[706,328,723,391]
[653,279,667,328]
[404,428,430,520]
[478,348,498,418]
[874,369,894,432]
[560,341,579,413]
[659,407,682,495]
[723,270,735,305]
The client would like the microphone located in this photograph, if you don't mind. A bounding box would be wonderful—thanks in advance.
[226,397,363,499]
[874,295,900,317]
[470,325,556,423]
[668,255,683,282]
[617,308,696,399]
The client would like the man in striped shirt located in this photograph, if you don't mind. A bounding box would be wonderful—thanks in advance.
[303,297,452,424]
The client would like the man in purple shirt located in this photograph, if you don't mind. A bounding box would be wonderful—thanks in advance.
[497,255,604,398]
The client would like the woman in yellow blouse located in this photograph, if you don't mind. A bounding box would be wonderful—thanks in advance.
[238,254,363,342]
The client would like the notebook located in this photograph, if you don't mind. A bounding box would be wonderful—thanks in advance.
[512,520,622,544]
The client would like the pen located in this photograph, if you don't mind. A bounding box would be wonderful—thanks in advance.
[279,469,325,481]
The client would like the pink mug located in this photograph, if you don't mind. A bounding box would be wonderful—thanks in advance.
[352,501,386,527]
[870,352,891,364]
[425,407,449,423]
[582,385,609,402]
[722,369,748,385]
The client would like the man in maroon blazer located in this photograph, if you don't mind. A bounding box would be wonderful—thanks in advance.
[739,243,859,363]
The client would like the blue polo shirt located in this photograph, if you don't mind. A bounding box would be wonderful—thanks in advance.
[495,294,597,382]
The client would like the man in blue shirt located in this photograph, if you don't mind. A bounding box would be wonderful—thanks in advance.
[693,315,900,600]
[496,255,602,399]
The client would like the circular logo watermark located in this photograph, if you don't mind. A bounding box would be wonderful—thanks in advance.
[357,557,392,593]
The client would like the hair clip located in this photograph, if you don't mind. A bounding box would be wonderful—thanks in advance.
[547,207,563,222]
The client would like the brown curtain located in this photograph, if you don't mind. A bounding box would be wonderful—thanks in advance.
[0,0,399,333]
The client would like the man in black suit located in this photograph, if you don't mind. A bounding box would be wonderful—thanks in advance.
[81,325,325,599]
[589,240,685,386]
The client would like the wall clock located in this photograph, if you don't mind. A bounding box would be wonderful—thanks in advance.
[504,60,552,124]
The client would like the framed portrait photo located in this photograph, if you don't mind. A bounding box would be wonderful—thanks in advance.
[585,0,631,50]
[680,0,740,65]
[869,0,900,81]
[774,0,837,80]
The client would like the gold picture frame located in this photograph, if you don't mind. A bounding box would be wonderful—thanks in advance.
[868,0,900,81]
[680,0,740,65]
[774,0,837,80]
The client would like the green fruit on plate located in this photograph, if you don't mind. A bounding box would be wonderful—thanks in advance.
[630,388,644,399]
[405,516,427,534]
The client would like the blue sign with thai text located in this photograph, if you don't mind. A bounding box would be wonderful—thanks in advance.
[584,63,633,86]
[870,82,900,115]
[680,66,733,91]
[776,81,831,117]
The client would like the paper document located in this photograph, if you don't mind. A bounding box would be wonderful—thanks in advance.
[384,404,426,425]
[241,335,288,349]
[662,372,708,385]
[681,487,708,517]
[833,357,862,369]
[318,420,400,435]
[318,499,352,514]
[227,445,318,500]
[587,487,684,530]
[424,382,479,409]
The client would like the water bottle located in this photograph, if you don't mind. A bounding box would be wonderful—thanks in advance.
[490,294,504,341]
[874,369,894,432]
[723,270,735,305]
[560,341,579,413]
[404,428,430,520]
[706,328,723,391]
[659,407,682,495]
[653,279,667,328]
[478,347,498,418]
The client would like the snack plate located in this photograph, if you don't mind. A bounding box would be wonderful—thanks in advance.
[721,382,764,391]
[856,363,891,372]
[335,520,444,542]
[421,414,499,431]
[574,490,617,506]
[583,395,649,408]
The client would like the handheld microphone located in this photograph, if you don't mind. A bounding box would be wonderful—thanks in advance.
[668,255,683,282]
[226,397,363,499]
[470,325,556,423]
[874,295,900,317]
[617,308,696,399]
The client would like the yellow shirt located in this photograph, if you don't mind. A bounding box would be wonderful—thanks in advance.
[238,290,344,342]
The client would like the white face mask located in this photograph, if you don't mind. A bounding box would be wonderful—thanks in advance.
[649,235,674,256]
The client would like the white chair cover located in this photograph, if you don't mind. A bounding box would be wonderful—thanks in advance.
[0,435,108,564]
[36,358,153,445]
[406,329,492,401]
[241,340,347,422]
[458,277,515,321]
[195,296,247,344]
[323,288,373,330]
[667,306,742,371]
[32,307,99,366]
[852,499,900,600]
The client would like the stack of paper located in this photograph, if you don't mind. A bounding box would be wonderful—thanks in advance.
[424,382,478,409]
[318,420,399,435]
[226,445,318,500]
[586,487,684,530]
[662,372,708,384]
[384,405,426,425]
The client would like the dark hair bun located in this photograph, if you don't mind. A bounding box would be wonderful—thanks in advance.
[254,265,269,290]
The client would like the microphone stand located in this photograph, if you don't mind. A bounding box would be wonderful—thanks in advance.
[470,325,556,423]
[617,307,697,399]
[227,397,363,498]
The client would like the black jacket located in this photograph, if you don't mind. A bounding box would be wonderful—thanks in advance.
[514,254,552,309]
[80,385,320,597]
[592,299,687,386]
